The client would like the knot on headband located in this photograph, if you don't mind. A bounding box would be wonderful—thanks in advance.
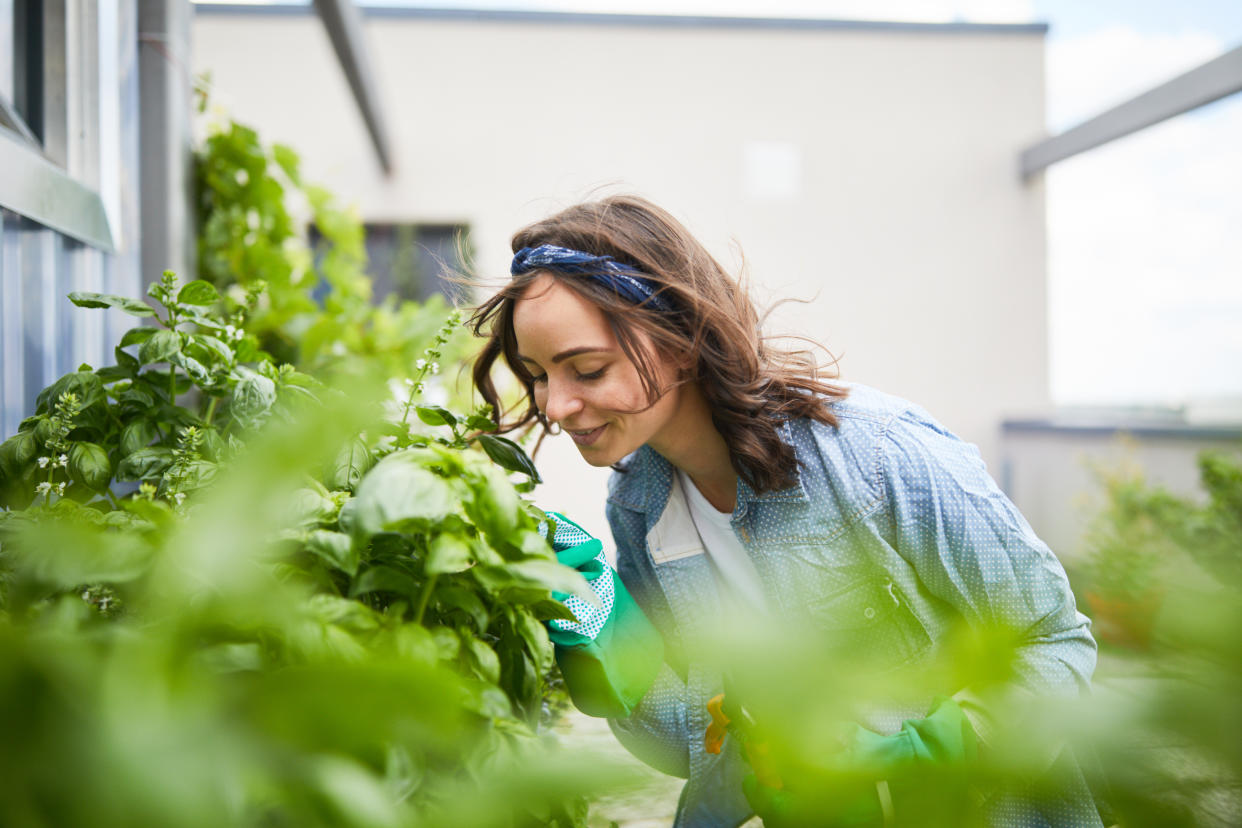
[511,244,673,313]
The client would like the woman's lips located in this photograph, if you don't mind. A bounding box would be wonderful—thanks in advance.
[568,424,606,447]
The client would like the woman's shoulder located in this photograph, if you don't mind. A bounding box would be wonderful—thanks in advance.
[784,383,969,486]
[787,382,929,441]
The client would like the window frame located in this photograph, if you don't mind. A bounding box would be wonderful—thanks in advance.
[0,0,116,252]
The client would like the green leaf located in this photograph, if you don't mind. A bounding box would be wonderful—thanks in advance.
[305,529,359,577]
[0,431,37,476]
[350,565,419,600]
[116,446,174,481]
[466,464,524,543]
[512,608,553,667]
[193,334,234,365]
[504,559,597,603]
[462,634,501,685]
[176,279,222,305]
[426,533,474,575]
[284,487,338,528]
[309,756,402,828]
[68,291,156,317]
[328,438,373,491]
[172,352,212,385]
[139,329,182,365]
[478,434,541,482]
[351,451,458,535]
[114,346,141,374]
[200,428,227,461]
[7,518,155,586]
[36,371,105,414]
[94,365,133,382]
[416,406,457,428]
[436,586,489,632]
[271,143,302,183]
[235,336,263,363]
[466,413,497,432]
[232,365,277,422]
[530,598,577,623]
[68,442,112,491]
[120,420,158,457]
[336,498,359,535]
[119,386,156,408]
[176,460,218,492]
[118,326,157,348]
[34,418,55,444]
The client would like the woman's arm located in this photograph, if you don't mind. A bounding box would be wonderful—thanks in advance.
[607,663,692,779]
[878,407,1097,702]
[602,501,693,779]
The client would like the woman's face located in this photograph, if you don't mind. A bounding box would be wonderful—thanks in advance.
[511,273,686,467]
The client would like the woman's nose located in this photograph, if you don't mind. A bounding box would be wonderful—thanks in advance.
[541,376,584,425]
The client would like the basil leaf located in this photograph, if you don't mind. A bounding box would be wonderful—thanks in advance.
[477,434,541,482]
[415,406,457,427]
[139,330,182,365]
[176,280,222,305]
[68,291,157,317]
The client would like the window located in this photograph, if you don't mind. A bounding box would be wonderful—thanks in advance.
[310,222,469,304]
[365,223,467,303]
[0,0,42,147]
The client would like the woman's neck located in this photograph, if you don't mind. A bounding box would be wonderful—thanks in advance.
[648,383,737,513]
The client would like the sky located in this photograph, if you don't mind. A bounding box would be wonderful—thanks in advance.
[202,0,1242,411]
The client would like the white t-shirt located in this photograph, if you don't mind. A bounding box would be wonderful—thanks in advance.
[677,470,768,614]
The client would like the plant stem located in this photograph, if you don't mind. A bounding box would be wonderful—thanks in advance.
[399,371,427,428]
[204,397,219,425]
[413,575,438,625]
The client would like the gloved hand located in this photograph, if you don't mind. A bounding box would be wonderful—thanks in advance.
[542,511,664,719]
[741,696,979,827]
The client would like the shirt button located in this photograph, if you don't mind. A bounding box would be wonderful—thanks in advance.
[863,607,876,620]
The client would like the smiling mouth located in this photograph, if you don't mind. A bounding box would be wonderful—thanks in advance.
[567,424,606,447]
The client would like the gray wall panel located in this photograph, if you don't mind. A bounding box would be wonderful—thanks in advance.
[1,0,143,440]
[1,210,25,437]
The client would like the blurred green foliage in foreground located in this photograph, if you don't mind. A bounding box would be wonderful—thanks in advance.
[0,111,629,826]
[1,105,1239,826]
[0,283,627,826]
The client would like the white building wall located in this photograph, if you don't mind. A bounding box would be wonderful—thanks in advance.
[194,9,1048,540]
[1000,422,1242,568]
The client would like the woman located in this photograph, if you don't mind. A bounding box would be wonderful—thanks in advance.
[470,195,1102,827]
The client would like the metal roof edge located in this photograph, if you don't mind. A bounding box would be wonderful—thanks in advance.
[1001,417,1242,442]
[193,4,1049,36]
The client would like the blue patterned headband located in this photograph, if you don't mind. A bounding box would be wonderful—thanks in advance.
[511,244,673,313]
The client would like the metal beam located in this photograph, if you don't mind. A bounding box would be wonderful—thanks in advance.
[311,0,393,175]
[1022,42,1242,179]
[139,0,195,283]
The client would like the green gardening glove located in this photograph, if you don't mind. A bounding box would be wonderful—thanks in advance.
[742,696,979,827]
[542,512,664,719]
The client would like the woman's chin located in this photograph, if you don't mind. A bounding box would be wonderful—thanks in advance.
[575,445,619,467]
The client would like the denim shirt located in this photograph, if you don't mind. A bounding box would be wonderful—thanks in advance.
[603,384,1101,828]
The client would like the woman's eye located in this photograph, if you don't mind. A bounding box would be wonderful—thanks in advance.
[529,373,547,384]
[576,368,605,382]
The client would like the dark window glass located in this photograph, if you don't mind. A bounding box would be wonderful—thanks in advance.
[310,222,468,304]
[11,0,43,142]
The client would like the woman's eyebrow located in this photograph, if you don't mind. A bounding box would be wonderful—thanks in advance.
[517,347,613,365]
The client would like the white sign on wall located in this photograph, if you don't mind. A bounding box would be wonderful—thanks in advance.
[742,140,803,200]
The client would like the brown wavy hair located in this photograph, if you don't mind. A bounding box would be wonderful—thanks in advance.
[469,195,847,494]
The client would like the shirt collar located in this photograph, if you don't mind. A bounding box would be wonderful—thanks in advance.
[608,438,808,516]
